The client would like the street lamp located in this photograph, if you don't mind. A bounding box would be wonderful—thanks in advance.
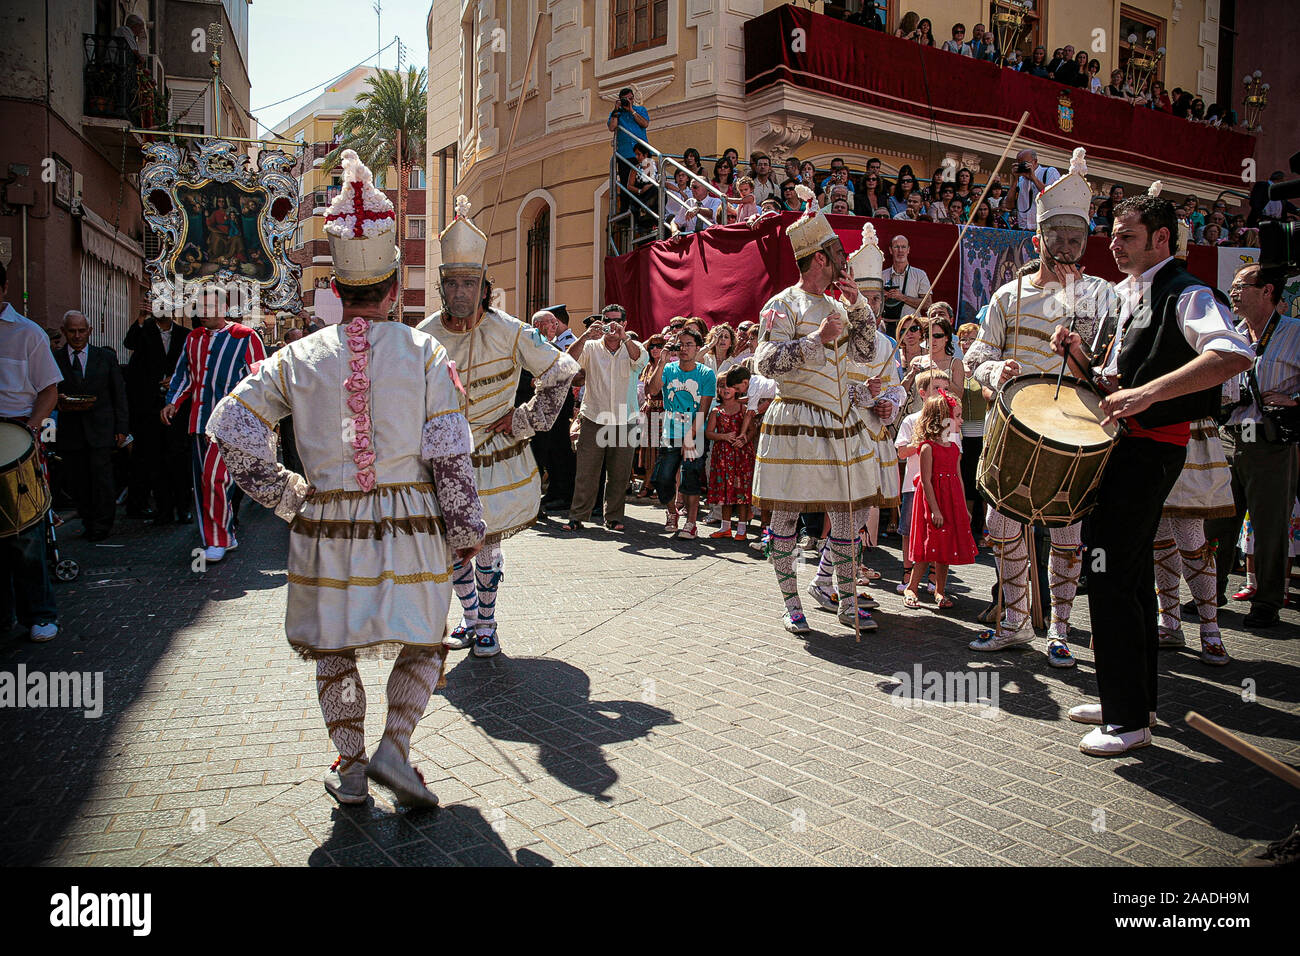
[1242,70,1269,131]
[991,1,1032,67]
[1123,29,1165,102]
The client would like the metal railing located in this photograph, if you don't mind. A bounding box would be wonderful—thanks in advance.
[607,130,734,256]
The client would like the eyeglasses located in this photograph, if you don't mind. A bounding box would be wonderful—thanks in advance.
[1229,281,1264,293]
[901,326,921,334]
[901,178,914,183]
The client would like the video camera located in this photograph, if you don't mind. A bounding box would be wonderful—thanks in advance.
[1259,149,1300,274]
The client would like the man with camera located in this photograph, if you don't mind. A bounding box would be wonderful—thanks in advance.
[607,86,650,202]
[880,235,931,331]
[563,306,647,533]
[1204,263,1300,629]
[1005,149,1061,232]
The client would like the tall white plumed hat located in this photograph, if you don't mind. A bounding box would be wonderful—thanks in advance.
[1036,148,1093,225]
[1146,179,1189,258]
[786,184,838,260]
[847,221,885,291]
[438,196,489,278]
[323,150,399,285]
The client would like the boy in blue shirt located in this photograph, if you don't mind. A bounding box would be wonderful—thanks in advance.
[647,328,715,539]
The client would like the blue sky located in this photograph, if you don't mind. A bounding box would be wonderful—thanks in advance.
[248,0,432,138]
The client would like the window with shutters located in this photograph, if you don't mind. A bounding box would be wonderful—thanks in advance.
[525,207,550,319]
[610,0,668,58]
[407,216,427,239]
[167,81,209,135]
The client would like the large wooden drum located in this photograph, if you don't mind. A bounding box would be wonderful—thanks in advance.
[977,374,1118,527]
[0,422,51,537]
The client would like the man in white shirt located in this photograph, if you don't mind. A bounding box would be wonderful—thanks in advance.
[0,262,62,642]
[892,192,925,222]
[880,234,932,329]
[1052,189,1252,756]
[1006,149,1061,231]
[682,178,723,232]
[749,152,778,205]
[563,305,647,531]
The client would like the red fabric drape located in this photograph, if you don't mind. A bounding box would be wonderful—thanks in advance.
[604,214,1224,338]
[604,214,961,337]
[744,6,1255,190]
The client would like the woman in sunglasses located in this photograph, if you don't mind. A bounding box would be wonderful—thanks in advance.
[856,170,888,216]
[888,165,918,217]
[778,179,804,212]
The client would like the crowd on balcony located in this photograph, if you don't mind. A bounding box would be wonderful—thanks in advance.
[840,8,1244,129]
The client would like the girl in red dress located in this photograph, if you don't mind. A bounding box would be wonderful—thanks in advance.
[904,392,978,609]
[705,381,755,539]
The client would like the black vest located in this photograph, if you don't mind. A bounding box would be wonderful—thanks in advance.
[1115,259,1224,428]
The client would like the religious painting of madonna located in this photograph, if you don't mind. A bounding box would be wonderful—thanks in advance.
[140,139,302,314]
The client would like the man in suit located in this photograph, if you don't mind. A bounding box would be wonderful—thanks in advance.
[123,306,191,523]
[54,310,129,540]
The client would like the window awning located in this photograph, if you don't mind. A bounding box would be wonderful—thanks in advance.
[79,203,145,281]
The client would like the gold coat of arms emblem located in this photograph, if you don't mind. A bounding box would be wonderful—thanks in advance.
[1058,92,1075,132]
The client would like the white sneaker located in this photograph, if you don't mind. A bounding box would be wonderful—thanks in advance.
[1079,725,1153,756]
[324,759,369,805]
[806,582,839,612]
[204,545,226,562]
[29,622,58,642]
[365,739,439,808]
[1068,703,1157,728]
[472,629,501,658]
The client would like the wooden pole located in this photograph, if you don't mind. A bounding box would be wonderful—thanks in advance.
[915,111,1030,316]
[1186,711,1300,790]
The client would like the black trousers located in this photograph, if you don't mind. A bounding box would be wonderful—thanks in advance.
[63,446,116,536]
[1082,436,1187,732]
[1204,427,1298,614]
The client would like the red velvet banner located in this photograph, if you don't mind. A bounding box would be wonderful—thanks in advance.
[603,214,1222,339]
[604,214,962,338]
[744,6,1255,190]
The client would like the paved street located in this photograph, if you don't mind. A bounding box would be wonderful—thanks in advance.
[3,500,1297,867]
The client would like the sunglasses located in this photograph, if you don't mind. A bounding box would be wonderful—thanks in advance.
[901,326,921,334]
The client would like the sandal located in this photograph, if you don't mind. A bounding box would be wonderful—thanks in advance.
[903,590,921,609]
[857,565,882,581]
[935,594,956,610]
[604,519,625,531]
[560,520,582,532]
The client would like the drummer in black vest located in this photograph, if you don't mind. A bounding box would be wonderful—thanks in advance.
[1052,183,1252,756]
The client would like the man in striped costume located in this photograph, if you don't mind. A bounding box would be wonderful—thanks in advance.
[162,301,265,562]
[752,185,883,635]
[418,198,579,659]
[963,148,1117,667]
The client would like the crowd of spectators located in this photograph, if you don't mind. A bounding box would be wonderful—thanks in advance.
[843,8,1243,129]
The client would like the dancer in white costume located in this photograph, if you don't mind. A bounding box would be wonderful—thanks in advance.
[1151,214,1235,666]
[417,198,579,659]
[209,151,486,808]
[964,149,1118,667]
[845,221,904,582]
[752,186,883,634]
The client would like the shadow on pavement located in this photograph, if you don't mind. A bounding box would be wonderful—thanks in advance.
[442,656,675,801]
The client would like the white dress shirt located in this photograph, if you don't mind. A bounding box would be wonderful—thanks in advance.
[1102,256,1253,379]
[0,303,63,418]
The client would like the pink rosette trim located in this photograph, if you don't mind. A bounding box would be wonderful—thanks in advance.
[349,357,368,373]
[345,317,369,337]
[352,412,371,433]
[353,450,376,470]
[351,433,371,452]
[344,372,370,393]
[355,469,377,492]
[347,392,367,414]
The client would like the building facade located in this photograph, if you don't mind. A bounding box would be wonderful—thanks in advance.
[274,66,428,326]
[0,0,252,358]
[425,0,1270,324]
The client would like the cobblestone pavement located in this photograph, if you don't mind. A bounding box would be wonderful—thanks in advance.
[2,499,1297,867]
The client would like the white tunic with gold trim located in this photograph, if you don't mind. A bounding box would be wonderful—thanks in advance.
[418,307,579,542]
[965,273,1117,389]
[752,286,882,513]
[1162,417,1234,518]
[848,327,905,508]
[208,322,484,656]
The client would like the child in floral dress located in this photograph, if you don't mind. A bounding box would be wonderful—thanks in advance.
[705,376,755,539]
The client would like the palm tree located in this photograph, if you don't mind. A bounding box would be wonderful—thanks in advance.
[323,67,428,322]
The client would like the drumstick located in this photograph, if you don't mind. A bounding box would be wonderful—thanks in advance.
[1186,711,1300,790]
[1052,314,1078,401]
[916,111,1031,316]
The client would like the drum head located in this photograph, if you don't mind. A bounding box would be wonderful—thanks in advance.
[0,422,34,467]
[1005,377,1117,448]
